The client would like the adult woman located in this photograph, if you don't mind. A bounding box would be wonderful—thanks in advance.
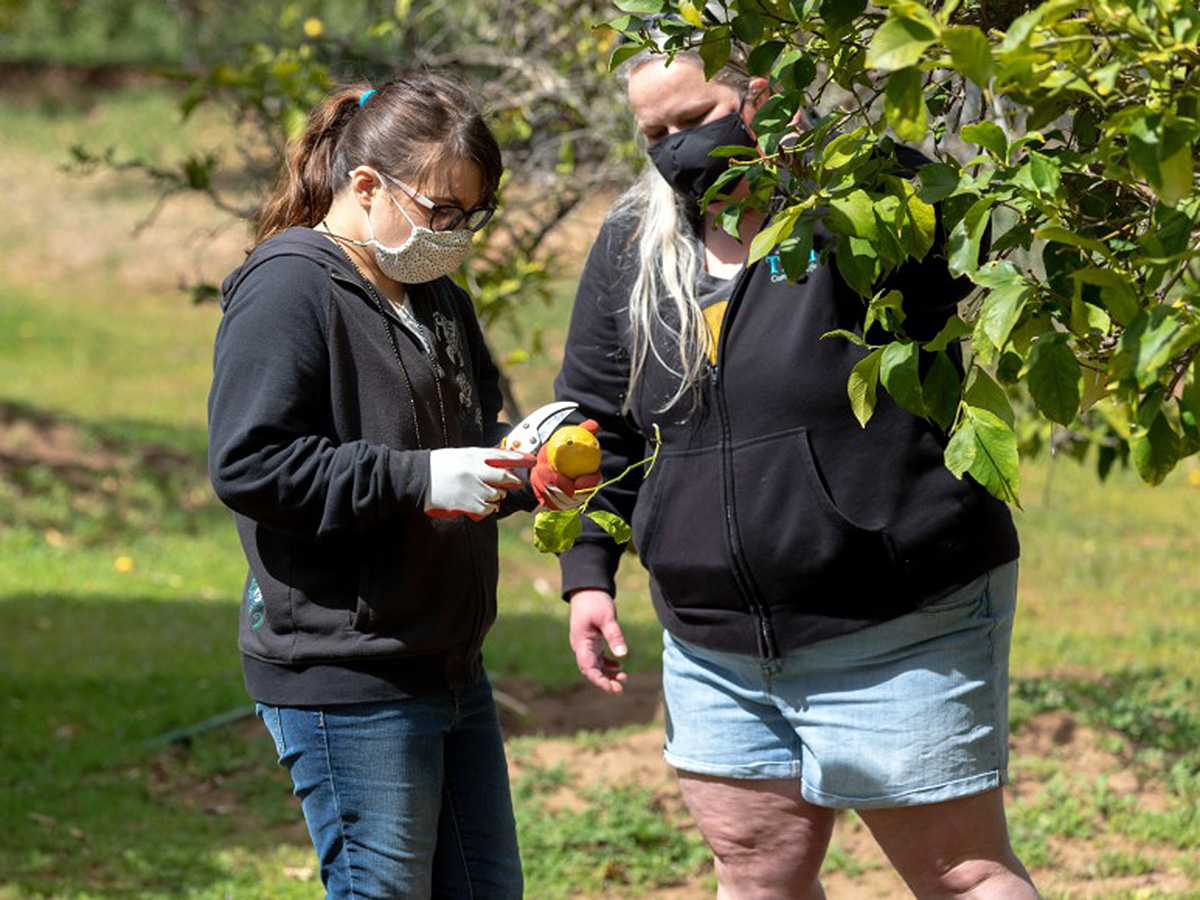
[208,75,529,898]
[553,43,1037,899]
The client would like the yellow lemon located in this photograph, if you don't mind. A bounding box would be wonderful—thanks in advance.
[303,17,324,38]
[545,426,601,478]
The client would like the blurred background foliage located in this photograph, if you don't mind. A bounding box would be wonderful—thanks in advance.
[2,0,641,417]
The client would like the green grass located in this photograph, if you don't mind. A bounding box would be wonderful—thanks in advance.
[1013,457,1200,679]
[509,751,710,895]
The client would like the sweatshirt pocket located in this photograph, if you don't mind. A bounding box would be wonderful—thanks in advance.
[730,427,895,606]
[633,445,743,610]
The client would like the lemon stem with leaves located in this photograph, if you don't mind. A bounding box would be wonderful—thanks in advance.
[533,424,662,554]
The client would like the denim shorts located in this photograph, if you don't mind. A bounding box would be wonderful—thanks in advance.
[662,561,1018,809]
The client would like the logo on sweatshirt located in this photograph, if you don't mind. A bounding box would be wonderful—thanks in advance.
[765,248,819,283]
[247,577,265,630]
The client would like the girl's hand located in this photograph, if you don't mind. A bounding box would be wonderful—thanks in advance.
[425,447,534,519]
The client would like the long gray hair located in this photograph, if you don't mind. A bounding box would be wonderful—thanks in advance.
[613,47,751,415]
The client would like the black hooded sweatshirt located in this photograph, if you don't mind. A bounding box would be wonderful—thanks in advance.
[208,227,525,704]
[555,211,1019,657]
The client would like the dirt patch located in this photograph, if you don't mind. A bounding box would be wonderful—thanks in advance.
[497,669,665,738]
[0,62,160,99]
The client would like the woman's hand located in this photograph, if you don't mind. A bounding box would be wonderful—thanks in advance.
[568,589,629,694]
[531,420,603,510]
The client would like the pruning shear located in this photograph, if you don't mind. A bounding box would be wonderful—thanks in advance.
[496,400,579,458]
[427,402,580,521]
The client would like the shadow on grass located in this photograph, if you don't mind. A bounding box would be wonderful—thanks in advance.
[0,400,219,547]
[0,590,669,895]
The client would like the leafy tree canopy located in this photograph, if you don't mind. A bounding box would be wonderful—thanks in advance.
[611,0,1200,501]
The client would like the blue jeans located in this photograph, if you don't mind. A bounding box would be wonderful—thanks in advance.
[256,671,523,899]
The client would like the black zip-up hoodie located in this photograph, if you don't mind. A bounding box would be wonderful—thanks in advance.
[208,227,521,704]
[555,211,1019,657]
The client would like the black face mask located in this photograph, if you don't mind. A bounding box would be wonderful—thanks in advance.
[647,110,756,203]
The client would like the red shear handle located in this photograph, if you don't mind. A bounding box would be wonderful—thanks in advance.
[485,453,537,470]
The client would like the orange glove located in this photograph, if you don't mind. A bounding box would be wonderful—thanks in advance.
[531,419,603,510]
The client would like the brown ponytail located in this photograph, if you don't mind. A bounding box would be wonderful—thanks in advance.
[253,75,503,247]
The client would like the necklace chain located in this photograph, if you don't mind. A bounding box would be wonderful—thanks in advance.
[324,229,449,448]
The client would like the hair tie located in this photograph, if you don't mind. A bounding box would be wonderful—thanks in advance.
[359,89,377,108]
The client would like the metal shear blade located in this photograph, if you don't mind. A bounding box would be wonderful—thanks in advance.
[500,401,578,454]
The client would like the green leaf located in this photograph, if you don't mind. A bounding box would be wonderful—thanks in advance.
[942,25,993,88]
[916,162,959,202]
[1159,144,1195,206]
[903,191,936,261]
[750,94,801,136]
[1025,333,1081,425]
[822,328,868,346]
[947,197,993,276]
[749,206,800,264]
[1071,267,1139,327]
[835,235,880,298]
[586,510,632,544]
[1070,295,1110,336]
[866,12,939,71]
[1141,203,1194,262]
[1130,411,1181,486]
[779,220,816,282]
[700,164,751,208]
[609,43,644,71]
[747,40,786,77]
[880,340,925,417]
[925,315,971,352]
[708,144,761,159]
[731,10,765,43]
[613,0,665,13]
[864,289,906,335]
[1035,226,1108,256]
[964,367,1014,427]
[1113,307,1193,390]
[533,509,583,554]
[820,0,867,31]
[1011,151,1061,197]
[848,348,884,427]
[698,24,732,79]
[828,189,878,240]
[972,261,1030,351]
[778,51,818,91]
[923,351,961,430]
[884,66,928,143]
[944,407,1020,504]
[961,121,1007,162]
[1000,0,1084,50]
[822,128,871,171]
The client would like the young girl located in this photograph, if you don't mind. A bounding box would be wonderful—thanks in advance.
[207,75,529,898]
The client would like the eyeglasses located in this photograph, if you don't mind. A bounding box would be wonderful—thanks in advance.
[382,173,496,233]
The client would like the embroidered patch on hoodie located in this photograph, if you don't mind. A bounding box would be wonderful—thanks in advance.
[247,577,265,630]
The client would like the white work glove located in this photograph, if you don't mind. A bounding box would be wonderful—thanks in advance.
[424,447,533,520]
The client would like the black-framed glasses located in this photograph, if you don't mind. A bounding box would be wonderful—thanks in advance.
[383,173,496,233]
